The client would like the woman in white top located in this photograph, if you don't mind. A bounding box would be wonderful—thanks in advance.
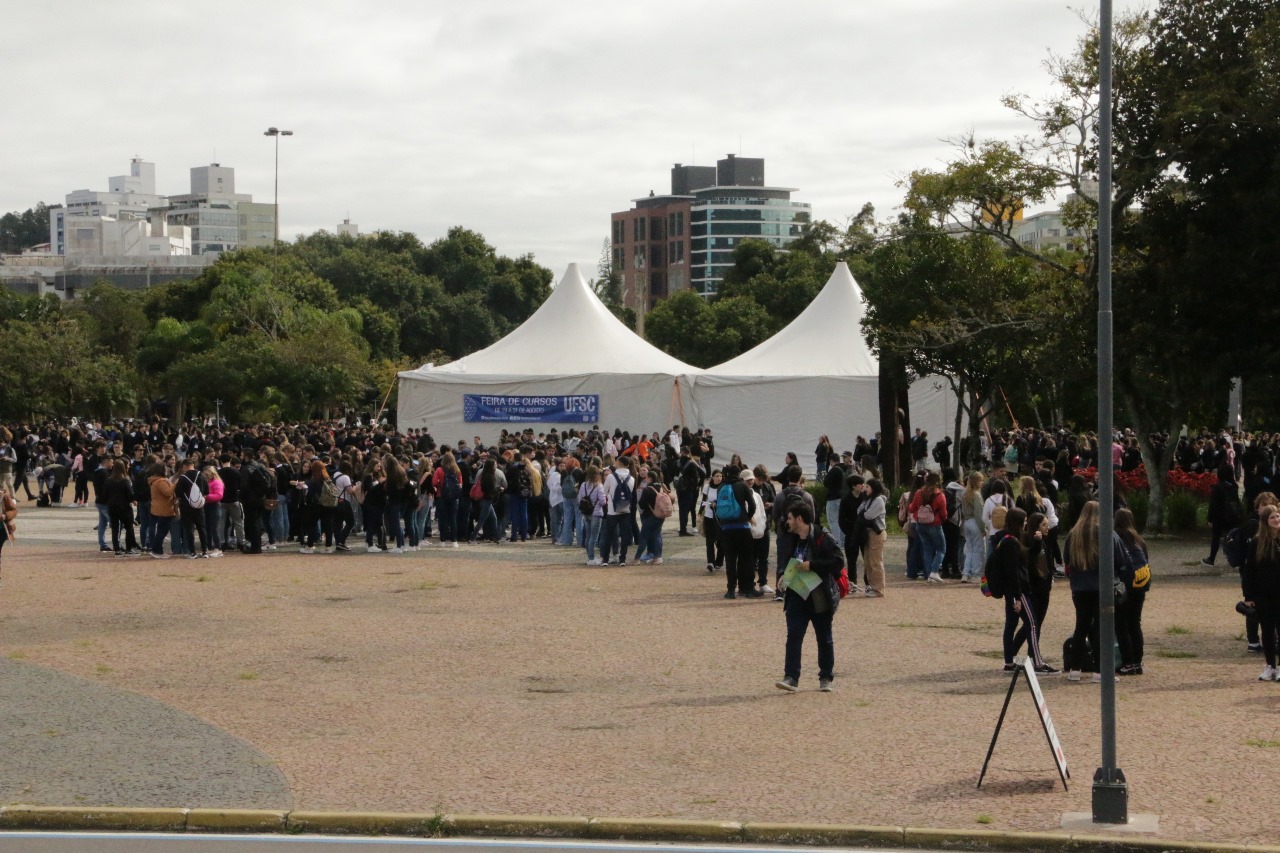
[960,470,987,582]
[699,469,725,572]
[332,463,355,551]
[982,479,1013,540]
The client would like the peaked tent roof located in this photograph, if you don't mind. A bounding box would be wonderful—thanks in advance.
[405,263,700,376]
[704,261,878,377]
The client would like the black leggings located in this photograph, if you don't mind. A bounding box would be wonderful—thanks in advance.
[1116,587,1147,667]
[1258,600,1280,668]
[703,517,722,567]
[1070,590,1101,672]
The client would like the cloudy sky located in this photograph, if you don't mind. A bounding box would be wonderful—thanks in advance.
[4,1,1140,276]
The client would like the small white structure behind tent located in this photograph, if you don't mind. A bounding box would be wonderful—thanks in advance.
[397,264,700,447]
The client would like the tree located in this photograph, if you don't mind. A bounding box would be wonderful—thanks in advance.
[0,203,51,253]
[860,221,1070,471]
[643,290,772,368]
[74,281,151,360]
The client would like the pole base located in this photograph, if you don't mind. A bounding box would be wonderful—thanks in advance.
[1092,767,1128,824]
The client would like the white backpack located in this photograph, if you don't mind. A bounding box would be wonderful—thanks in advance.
[186,476,206,509]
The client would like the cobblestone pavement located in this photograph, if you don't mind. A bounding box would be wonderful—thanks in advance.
[0,504,1273,844]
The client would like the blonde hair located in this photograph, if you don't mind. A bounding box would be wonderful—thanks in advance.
[1068,500,1100,572]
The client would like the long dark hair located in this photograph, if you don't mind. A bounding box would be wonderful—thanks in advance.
[1115,508,1146,552]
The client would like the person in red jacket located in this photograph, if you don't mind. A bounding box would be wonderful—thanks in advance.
[908,471,949,583]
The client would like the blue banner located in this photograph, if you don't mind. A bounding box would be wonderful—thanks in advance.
[463,394,598,423]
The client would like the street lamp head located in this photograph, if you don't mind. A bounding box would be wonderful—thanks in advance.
[281,130,293,136]
[264,126,279,136]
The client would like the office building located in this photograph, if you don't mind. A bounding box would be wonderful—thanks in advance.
[611,154,811,312]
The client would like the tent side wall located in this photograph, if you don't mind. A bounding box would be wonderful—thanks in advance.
[689,375,881,474]
[397,371,699,448]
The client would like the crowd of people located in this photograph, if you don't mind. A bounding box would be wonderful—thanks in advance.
[1,418,1277,687]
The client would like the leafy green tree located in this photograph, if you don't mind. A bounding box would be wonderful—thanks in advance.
[74,282,151,360]
[0,203,51,253]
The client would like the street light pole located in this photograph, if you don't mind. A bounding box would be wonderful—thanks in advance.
[1093,0,1128,824]
[263,126,293,250]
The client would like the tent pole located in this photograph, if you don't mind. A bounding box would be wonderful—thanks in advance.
[373,374,399,426]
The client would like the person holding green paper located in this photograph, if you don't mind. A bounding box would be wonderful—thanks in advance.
[776,502,845,693]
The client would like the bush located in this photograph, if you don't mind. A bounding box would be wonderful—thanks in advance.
[806,482,828,525]
[1164,490,1201,532]
[1126,489,1149,531]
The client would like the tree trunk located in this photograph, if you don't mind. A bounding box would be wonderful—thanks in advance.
[952,374,966,476]
[878,354,908,489]
[1119,375,1183,537]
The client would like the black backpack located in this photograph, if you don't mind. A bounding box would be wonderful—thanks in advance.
[982,533,1016,599]
[1223,527,1248,570]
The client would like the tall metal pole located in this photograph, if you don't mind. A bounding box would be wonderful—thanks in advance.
[1093,0,1128,824]
[263,127,293,253]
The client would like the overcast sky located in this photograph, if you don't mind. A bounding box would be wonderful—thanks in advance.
[3,1,1141,276]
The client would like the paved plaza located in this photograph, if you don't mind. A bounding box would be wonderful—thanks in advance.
[0,505,1275,845]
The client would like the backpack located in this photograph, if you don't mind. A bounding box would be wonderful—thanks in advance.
[317,478,341,508]
[470,480,484,501]
[981,533,1016,599]
[515,465,533,498]
[561,470,580,503]
[715,482,742,522]
[944,487,959,525]
[441,473,463,500]
[349,480,366,505]
[248,462,273,497]
[1222,494,1243,528]
[897,491,911,526]
[816,531,849,599]
[185,476,206,509]
[748,490,768,539]
[989,495,1009,531]
[916,496,936,525]
[578,485,596,516]
[611,471,634,513]
[653,487,674,519]
[1223,526,1247,569]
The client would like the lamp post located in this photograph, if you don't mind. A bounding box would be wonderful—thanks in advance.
[1093,0,1128,824]
[263,127,293,248]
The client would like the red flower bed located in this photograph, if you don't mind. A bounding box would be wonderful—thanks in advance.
[1072,465,1214,498]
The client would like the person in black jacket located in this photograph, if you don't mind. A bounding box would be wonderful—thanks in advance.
[1243,505,1280,681]
[993,508,1055,673]
[776,503,844,693]
[104,460,140,555]
[1203,464,1243,566]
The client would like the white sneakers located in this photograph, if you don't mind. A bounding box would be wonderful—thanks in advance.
[1067,670,1082,682]
[1260,666,1278,682]
[927,573,943,583]
[587,558,603,566]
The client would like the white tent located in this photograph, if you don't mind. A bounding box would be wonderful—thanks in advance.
[691,262,959,473]
[397,264,699,446]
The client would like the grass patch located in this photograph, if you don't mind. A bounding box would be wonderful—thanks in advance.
[1166,625,1192,635]
[973,650,1004,659]
[975,815,993,825]
[94,664,113,674]
[237,672,259,681]
[1244,738,1280,748]
[1206,796,1217,804]
[1155,649,1197,659]
[853,699,871,708]
[413,581,441,591]
[691,798,717,805]
[75,639,95,647]
[74,576,93,581]
[195,575,212,582]
[157,573,192,578]
[7,651,27,660]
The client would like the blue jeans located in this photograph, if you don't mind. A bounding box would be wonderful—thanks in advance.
[962,519,985,579]
[170,516,188,555]
[784,596,834,680]
[825,500,844,548]
[136,501,152,550]
[269,500,288,544]
[436,496,457,542]
[558,502,579,546]
[204,503,223,550]
[636,515,664,561]
[919,524,945,577]
[508,494,529,541]
[474,499,499,542]
[150,515,171,555]
[582,515,602,561]
[549,503,564,546]
[96,504,110,548]
[385,501,405,549]
[905,528,923,578]
[414,497,432,541]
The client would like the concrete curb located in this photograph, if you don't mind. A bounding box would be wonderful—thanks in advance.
[0,806,1271,853]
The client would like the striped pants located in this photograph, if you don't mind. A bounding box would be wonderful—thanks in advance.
[1003,591,1045,666]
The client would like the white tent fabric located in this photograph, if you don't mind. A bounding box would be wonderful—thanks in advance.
[690,262,959,473]
[397,264,699,445]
